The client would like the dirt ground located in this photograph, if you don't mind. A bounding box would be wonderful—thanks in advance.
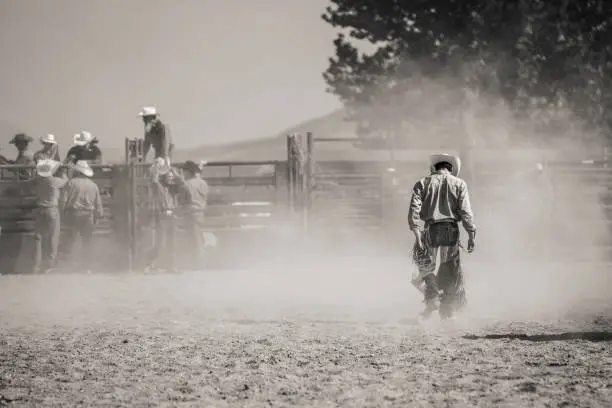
[0,267,611,407]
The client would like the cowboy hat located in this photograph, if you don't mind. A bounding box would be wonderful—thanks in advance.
[36,159,61,178]
[181,160,202,174]
[9,133,33,144]
[73,131,93,146]
[138,106,158,117]
[73,160,94,177]
[429,153,461,177]
[40,134,57,144]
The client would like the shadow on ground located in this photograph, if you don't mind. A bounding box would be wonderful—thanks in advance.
[463,331,612,342]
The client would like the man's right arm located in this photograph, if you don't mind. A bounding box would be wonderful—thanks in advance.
[407,180,424,232]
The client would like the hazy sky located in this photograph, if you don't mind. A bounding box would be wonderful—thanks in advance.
[0,0,341,149]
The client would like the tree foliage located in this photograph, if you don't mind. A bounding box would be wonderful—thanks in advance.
[322,0,612,147]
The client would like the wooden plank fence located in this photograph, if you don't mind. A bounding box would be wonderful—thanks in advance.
[0,159,293,273]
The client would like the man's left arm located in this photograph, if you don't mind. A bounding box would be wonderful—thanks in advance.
[457,181,477,235]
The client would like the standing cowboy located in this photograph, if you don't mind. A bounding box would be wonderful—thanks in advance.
[408,153,477,320]
[9,133,35,165]
[33,134,61,163]
[65,131,102,164]
[176,160,213,270]
[32,159,68,273]
[139,106,174,163]
[145,158,180,273]
[60,160,103,272]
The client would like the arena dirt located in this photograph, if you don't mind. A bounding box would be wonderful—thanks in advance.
[0,268,610,407]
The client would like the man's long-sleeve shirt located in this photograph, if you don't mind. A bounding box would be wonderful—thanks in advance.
[34,147,61,163]
[60,177,103,218]
[408,171,476,233]
[144,120,173,160]
[35,175,68,208]
[150,173,180,213]
[177,177,209,212]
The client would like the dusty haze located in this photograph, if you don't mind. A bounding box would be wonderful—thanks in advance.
[1,4,611,332]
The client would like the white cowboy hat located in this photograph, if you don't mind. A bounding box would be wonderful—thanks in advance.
[429,153,461,177]
[151,157,171,175]
[36,159,61,178]
[73,160,94,177]
[138,106,158,117]
[40,134,57,144]
[73,131,93,146]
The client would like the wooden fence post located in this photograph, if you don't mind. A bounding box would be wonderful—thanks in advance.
[305,132,314,233]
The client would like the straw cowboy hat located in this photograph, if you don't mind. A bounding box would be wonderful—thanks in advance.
[9,133,34,144]
[36,159,61,178]
[73,160,93,177]
[429,153,461,177]
[40,134,57,144]
[138,106,158,117]
[73,131,93,146]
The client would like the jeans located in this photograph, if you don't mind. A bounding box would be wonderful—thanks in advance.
[33,207,61,272]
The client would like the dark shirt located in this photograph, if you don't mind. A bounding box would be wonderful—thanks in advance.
[14,150,34,165]
[144,120,174,160]
[65,144,102,164]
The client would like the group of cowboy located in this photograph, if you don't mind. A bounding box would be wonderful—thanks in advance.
[2,106,213,274]
[0,131,102,168]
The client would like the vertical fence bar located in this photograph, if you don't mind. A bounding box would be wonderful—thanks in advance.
[124,138,133,272]
[129,160,137,272]
[286,135,295,213]
[305,132,314,233]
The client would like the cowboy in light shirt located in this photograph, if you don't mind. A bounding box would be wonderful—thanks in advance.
[32,159,68,273]
[145,158,181,273]
[408,153,477,320]
[60,160,103,272]
[139,106,174,163]
[33,134,61,163]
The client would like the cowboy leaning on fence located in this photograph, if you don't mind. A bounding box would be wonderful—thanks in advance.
[60,160,103,272]
[33,134,61,163]
[32,159,68,274]
[65,131,102,164]
[175,160,211,270]
[408,153,477,320]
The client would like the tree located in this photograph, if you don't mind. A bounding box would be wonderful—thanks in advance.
[322,0,612,147]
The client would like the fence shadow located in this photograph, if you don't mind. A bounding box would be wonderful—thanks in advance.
[462,331,612,342]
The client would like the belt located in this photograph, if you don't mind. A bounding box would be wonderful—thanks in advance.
[425,219,458,227]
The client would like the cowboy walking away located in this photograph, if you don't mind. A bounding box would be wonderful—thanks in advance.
[408,153,477,320]
[60,160,104,273]
[139,106,174,163]
[31,159,68,274]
